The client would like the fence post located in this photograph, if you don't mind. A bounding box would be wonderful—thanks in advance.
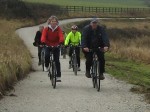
[66,6,68,13]
[96,7,97,13]
[73,6,75,12]
[121,8,122,13]
[82,6,83,12]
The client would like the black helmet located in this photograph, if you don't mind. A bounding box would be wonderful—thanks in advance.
[71,25,78,30]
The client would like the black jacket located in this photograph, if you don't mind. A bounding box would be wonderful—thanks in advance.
[81,25,110,48]
[34,31,42,45]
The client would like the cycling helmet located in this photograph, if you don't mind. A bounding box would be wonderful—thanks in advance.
[71,25,78,30]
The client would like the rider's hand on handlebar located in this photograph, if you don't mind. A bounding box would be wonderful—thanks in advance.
[104,46,109,52]
[39,45,43,47]
[83,47,89,52]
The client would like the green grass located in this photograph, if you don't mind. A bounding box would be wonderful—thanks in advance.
[22,0,148,8]
[105,53,150,87]
[105,52,150,103]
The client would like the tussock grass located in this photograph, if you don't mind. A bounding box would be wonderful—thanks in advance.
[104,20,150,64]
[0,19,32,95]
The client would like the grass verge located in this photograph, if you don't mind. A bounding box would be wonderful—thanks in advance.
[105,53,150,103]
[0,18,35,98]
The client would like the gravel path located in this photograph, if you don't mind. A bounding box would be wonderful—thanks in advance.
[0,18,150,112]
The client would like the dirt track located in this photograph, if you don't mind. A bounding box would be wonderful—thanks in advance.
[0,18,150,112]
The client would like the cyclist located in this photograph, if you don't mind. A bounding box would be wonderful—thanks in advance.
[65,25,81,71]
[81,18,110,80]
[34,26,44,65]
[41,15,64,82]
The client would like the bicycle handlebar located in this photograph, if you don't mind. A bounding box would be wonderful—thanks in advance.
[89,47,104,52]
[45,45,60,48]
[65,45,82,48]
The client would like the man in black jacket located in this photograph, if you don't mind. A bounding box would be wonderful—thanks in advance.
[34,26,44,65]
[81,18,110,79]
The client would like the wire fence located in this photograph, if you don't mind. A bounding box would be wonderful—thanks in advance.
[61,6,150,14]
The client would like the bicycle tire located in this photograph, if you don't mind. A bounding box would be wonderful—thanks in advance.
[52,62,57,89]
[91,63,96,88]
[70,56,73,69]
[49,62,52,80]
[73,55,78,75]
[41,50,45,71]
[95,61,100,92]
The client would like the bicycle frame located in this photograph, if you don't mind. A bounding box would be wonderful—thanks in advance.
[70,46,78,75]
[91,52,98,77]
[90,48,101,92]
[47,46,59,89]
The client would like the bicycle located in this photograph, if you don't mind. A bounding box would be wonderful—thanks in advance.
[47,45,60,89]
[90,47,103,92]
[69,45,80,76]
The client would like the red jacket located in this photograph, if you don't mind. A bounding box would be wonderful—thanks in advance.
[41,26,64,46]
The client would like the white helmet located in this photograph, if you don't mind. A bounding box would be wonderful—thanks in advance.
[71,25,78,30]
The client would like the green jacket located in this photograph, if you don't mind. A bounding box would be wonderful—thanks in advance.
[65,31,81,46]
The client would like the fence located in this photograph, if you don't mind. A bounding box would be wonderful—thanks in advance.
[61,6,150,14]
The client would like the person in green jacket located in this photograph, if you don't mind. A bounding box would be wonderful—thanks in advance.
[61,30,67,59]
[65,25,81,71]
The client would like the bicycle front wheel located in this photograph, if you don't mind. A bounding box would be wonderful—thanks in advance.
[91,63,96,88]
[95,61,100,92]
[73,55,78,76]
[52,62,57,89]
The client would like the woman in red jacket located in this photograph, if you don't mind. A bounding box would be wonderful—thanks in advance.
[41,15,64,82]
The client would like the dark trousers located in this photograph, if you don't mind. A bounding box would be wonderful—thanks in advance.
[45,47,61,77]
[84,50,105,74]
[60,46,67,55]
[38,46,42,62]
[69,47,80,67]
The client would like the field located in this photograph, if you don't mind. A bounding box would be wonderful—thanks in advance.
[22,0,148,8]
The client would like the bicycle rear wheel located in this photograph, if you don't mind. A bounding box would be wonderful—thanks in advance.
[73,55,78,75]
[51,62,57,89]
